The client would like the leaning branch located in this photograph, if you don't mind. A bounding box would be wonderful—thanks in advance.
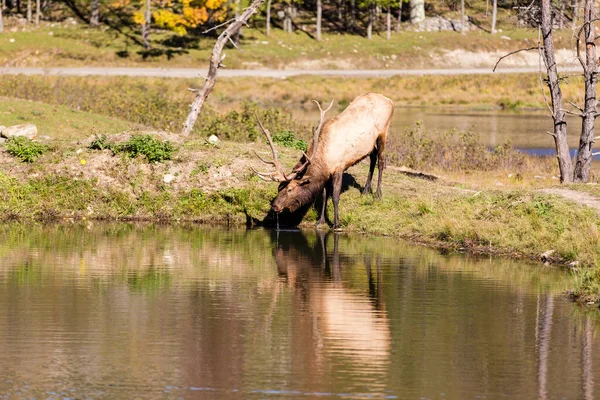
[492,46,539,72]
[181,0,265,137]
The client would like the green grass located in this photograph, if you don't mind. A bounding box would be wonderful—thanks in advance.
[0,23,575,69]
[5,137,49,163]
[0,97,135,139]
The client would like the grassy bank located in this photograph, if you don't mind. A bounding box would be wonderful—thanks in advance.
[1,94,600,304]
[0,23,575,69]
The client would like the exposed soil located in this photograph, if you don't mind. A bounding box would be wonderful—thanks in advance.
[539,188,600,214]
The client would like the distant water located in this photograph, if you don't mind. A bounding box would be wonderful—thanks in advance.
[296,107,592,159]
[0,224,597,399]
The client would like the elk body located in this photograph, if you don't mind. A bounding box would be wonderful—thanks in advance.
[253,92,394,229]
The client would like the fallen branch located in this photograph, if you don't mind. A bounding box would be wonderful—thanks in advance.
[181,0,265,137]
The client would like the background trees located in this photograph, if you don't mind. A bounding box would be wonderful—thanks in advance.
[0,0,545,42]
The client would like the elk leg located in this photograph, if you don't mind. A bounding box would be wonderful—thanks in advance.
[362,150,377,195]
[316,186,327,226]
[375,136,385,199]
[332,170,343,230]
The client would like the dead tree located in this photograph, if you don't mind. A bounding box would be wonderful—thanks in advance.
[35,0,40,25]
[316,0,322,41]
[27,0,32,22]
[572,0,597,182]
[541,0,573,182]
[386,8,391,40]
[460,0,465,34]
[491,0,497,33]
[142,0,151,49]
[91,0,99,26]
[0,0,3,33]
[265,0,271,36]
[181,0,266,137]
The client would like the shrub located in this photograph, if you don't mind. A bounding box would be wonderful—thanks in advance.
[88,134,112,150]
[272,131,308,151]
[5,137,49,163]
[114,135,174,162]
[386,122,554,174]
[201,102,307,142]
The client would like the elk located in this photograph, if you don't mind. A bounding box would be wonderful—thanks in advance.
[252,92,394,229]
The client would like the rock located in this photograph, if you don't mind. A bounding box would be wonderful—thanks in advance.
[541,250,555,263]
[0,138,6,144]
[163,174,175,184]
[500,36,511,40]
[76,148,83,154]
[1,124,37,139]
[568,261,580,269]
[208,135,219,145]
[0,126,5,134]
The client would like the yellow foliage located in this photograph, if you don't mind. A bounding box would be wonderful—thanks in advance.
[133,10,146,25]
[138,0,228,34]
[109,0,131,9]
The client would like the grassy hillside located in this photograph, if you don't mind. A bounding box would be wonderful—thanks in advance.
[0,97,136,139]
[0,23,575,69]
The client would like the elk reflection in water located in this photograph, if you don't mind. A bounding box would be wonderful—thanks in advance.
[270,230,391,372]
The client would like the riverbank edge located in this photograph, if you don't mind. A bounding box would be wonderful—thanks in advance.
[1,198,595,307]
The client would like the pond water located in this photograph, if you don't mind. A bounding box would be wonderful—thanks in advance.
[296,107,584,155]
[0,224,598,399]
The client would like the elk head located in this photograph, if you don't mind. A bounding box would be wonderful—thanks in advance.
[252,100,334,214]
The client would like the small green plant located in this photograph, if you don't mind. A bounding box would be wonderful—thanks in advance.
[88,134,112,150]
[114,135,174,163]
[191,162,209,177]
[5,137,49,163]
[272,131,308,152]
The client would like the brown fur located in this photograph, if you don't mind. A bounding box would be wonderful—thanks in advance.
[271,93,394,228]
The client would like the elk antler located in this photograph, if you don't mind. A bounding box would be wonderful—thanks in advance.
[310,99,334,159]
[252,114,312,182]
[252,100,333,182]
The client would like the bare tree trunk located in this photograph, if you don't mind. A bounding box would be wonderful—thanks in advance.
[460,0,465,34]
[367,3,373,39]
[234,0,241,44]
[541,0,573,182]
[491,0,497,34]
[91,0,99,26]
[386,8,391,39]
[284,3,292,32]
[350,0,355,31]
[35,0,40,25]
[573,0,597,182]
[572,0,580,30]
[0,0,3,33]
[266,0,271,36]
[181,0,266,136]
[559,0,565,29]
[316,0,322,41]
[409,0,424,24]
[27,0,32,23]
[142,0,151,49]
[396,7,401,32]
